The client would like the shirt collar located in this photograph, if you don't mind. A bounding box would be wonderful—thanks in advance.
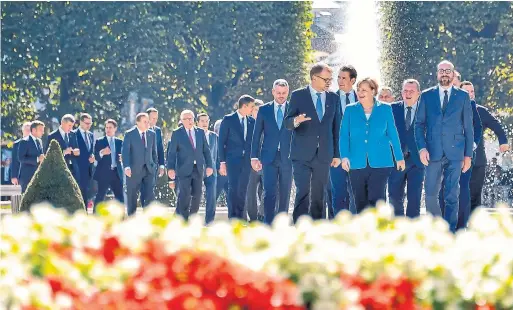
[274,101,286,109]
[404,101,418,110]
[339,89,355,96]
[309,85,325,96]
[236,111,245,121]
[439,85,453,96]
[137,127,146,135]
[29,134,40,142]
[58,127,68,137]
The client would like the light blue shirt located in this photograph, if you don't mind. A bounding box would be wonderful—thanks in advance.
[108,136,117,168]
[274,101,287,149]
[438,85,453,108]
[339,89,357,114]
[273,101,287,123]
[404,101,418,126]
[309,85,325,117]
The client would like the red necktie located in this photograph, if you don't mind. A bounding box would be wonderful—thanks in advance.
[188,129,195,150]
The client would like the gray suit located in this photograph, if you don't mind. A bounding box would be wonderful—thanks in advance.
[204,131,218,223]
[122,127,158,215]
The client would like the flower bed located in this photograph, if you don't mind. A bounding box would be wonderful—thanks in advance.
[1,202,513,310]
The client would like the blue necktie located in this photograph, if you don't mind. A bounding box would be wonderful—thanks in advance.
[240,117,245,140]
[316,92,323,121]
[276,106,284,129]
[109,137,116,168]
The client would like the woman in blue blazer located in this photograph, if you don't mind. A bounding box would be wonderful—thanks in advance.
[339,78,405,214]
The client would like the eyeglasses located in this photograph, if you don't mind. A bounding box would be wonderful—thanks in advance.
[182,117,194,121]
[314,75,332,84]
[437,69,453,74]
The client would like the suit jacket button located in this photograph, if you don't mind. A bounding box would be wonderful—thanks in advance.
[365,140,367,143]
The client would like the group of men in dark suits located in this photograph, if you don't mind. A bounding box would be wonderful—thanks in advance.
[8,60,510,229]
[9,111,164,217]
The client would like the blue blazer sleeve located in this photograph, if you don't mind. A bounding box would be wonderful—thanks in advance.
[285,91,300,130]
[201,132,213,169]
[462,95,474,158]
[471,100,482,145]
[386,106,404,161]
[339,107,351,159]
[332,94,342,158]
[218,118,229,163]
[121,131,131,169]
[157,128,165,166]
[166,135,178,171]
[414,93,427,151]
[10,141,20,179]
[481,107,508,145]
[251,108,264,159]
[18,140,38,166]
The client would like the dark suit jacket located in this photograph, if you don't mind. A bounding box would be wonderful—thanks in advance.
[46,129,80,177]
[392,101,422,167]
[475,105,508,167]
[121,127,158,178]
[218,112,255,164]
[93,136,123,181]
[10,139,22,180]
[251,102,292,165]
[205,131,218,176]
[335,90,358,117]
[284,86,341,163]
[73,129,95,182]
[151,126,165,167]
[414,86,474,161]
[18,136,43,185]
[470,100,483,146]
[166,126,213,178]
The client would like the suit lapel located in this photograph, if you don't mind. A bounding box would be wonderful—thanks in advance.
[445,88,458,115]
[232,113,245,141]
[321,94,333,124]
[396,102,406,133]
[304,87,321,124]
[355,103,367,122]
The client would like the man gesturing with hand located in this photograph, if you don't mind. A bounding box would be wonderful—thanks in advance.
[284,62,342,223]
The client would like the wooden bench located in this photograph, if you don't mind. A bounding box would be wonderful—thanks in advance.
[0,185,22,213]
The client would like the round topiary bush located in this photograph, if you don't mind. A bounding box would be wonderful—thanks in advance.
[20,139,86,213]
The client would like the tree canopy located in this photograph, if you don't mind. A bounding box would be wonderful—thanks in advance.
[379,1,513,127]
[1,2,313,139]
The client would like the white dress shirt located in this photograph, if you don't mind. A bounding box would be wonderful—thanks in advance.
[137,128,147,148]
[78,127,92,150]
[186,127,196,149]
[236,110,248,140]
[58,127,69,143]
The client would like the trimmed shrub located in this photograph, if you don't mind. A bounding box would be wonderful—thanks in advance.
[20,140,86,213]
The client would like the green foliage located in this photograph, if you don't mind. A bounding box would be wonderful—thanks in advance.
[1,2,312,138]
[379,1,513,127]
[20,140,86,213]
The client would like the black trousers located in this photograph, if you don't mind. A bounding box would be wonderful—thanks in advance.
[292,151,331,223]
[349,165,392,214]
[470,165,486,211]
[176,165,203,220]
[94,168,124,213]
